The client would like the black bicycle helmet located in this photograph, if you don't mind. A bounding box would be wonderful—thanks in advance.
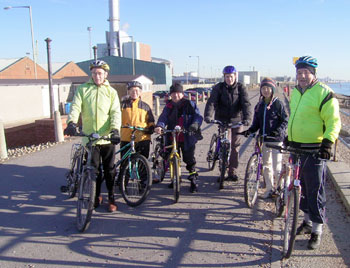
[89,60,110,71]
[127,81,142,90]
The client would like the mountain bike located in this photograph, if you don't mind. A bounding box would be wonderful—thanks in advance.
[114,126,152,207]
[206,120,243,189]
[266,144,320,259]
[151,135,167,183]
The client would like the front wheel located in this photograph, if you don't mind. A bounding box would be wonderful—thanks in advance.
[66,154,82,198]
[274,172,286,217]
[244,153,260,208]
[207,134,218,171]
[283,187,300,259]
[219,145,229,190]
[152,144,166,182]
[172,157,181,203]
[76,170,96,232]
[119,154,152,207]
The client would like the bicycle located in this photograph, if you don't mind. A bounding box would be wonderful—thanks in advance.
[114,126,152,207]
[151,134,167,183]
[206,120,243,189]
[266,144,320,259]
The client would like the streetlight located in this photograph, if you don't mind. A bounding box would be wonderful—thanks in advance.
[4,5,37,79]
[87,27,92,59]
[189,55,200,83]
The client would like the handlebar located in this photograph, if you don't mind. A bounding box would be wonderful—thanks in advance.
[209,120,243,129]
[265,144,322,159]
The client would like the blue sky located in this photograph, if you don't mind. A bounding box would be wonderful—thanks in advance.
[1,0,350,80]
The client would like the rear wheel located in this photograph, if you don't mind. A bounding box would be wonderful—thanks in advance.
[119,154,152,207]
[152,144,166,182]
[244,153,260,208]
[76,170,96,232]
[219,145,228,190]
[207,134,218,171]
[173,157,181,203]
[274,172,286,217]
[283,187,300,259]
[66,153,82,198]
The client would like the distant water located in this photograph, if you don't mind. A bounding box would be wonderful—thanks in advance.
[326,82,350,96]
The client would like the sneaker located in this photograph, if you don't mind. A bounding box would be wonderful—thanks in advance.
[94,196,103,209]
[262,190,273,199]
[307,233,321,250]
[108,200,118,212]
[296,221,312,235]
[225,174,238,182]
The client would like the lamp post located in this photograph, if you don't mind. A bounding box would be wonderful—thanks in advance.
[4,5,37,79]
[87,27,92,59]
[189,55,200,83]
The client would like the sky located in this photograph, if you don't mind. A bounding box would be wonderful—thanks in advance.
[1,0,350,80]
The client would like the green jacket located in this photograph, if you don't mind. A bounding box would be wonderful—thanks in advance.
[288,81,341,144]
[68,78,121,145]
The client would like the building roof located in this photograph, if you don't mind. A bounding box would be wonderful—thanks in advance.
[0,58,22,72]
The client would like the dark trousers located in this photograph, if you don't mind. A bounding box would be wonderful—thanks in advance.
[91,144,116,200]
[228,126,243,176]
[296,154,327,224]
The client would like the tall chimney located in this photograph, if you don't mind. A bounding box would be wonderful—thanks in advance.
[108,0,120,56]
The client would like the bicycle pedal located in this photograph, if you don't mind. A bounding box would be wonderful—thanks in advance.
[60,185,68,193]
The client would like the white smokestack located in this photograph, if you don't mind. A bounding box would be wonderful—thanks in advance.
[109,0,120,56]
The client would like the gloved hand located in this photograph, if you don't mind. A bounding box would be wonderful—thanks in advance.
[204,117,211,124]
[242,120,249,126]
[188,122,200,132]
[283,136,289,147]
[64,122,77,136]
[110,129,120,145]
[144,125,155,135]
[319,138,333,160]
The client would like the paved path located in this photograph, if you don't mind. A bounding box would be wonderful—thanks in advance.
[0,89,349,267]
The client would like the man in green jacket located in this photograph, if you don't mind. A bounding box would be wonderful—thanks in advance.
[64,60,121,212]
[287,56,341,249]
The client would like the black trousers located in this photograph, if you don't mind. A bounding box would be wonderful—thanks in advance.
[91,144,116,200]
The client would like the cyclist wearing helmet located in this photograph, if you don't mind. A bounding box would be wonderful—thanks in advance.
[64,60,121,213]
[204,65,251,181]
[286,55,341,249]
[120,81,155,159]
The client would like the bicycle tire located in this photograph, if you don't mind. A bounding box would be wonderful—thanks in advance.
[207,133,218,171]
[66,152,81,198]
[152,144,166,182]
[274,172,286,217]
[244,153,260,208]
[173,157,180,203]
[119,154,152,207]
[219,145,228,190]
[283,187,300,259]
[76,169,96,232]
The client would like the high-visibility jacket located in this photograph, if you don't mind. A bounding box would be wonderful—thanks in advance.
[68,78,121,145]
[121,97,155,142]
[288,81,341,144]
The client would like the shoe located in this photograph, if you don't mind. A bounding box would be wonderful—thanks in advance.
[307,233,321,250]
[296,221,312,235]
[94,196,103,208]
[225,174,238,182]
[188,172,199,193]
[168,181,174,189]
[108,200,118,212]
[262,190,273,199]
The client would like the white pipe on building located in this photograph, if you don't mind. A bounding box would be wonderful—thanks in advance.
[108,0,120,56]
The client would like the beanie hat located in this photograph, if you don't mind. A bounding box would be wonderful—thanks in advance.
[170,83,183,94]
[295,63,316,75]
[260,77,276,94]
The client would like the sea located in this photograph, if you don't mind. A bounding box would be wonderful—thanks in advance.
[326,82,350,96]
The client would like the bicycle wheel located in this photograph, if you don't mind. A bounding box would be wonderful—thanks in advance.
[283,187,300,259]
[119,154,152,207]
[76,169,96,232]
[219,145,228,190]
[244,153,260,208]
[66,152,82,198]
[173,157,181,203]
[274,173,286,217]
[207,133,218,171]
[152,144,166,182]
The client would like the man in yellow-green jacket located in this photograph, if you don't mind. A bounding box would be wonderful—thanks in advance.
[65,60,121,213]
[286,56,341,250]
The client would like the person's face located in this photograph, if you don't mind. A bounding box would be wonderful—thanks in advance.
[261,86,273,98]
[224,73,236,86]
[128,87,141,100]
[171,92,184,103]
[91,68,108,86]
[296,68,315,89]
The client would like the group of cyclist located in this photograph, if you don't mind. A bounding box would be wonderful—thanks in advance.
[64,55,341,251]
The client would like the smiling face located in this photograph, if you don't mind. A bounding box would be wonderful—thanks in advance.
[224,73,236,86]
[296,68,316,89]
[91,68,108,86]
[261,86,273,99]
[128,87,141,100]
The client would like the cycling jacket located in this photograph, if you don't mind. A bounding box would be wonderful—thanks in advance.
[288,81,341,144]
[68,78,121,145]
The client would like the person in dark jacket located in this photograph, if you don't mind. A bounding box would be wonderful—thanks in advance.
[240,77,288,198]
[155,83,203,193]
[204,65,251,181]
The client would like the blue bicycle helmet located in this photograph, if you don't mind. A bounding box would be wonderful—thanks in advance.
[222,65,237,74]
[295,56,318,69]
[89,60,110,71]
[127,81,142,90]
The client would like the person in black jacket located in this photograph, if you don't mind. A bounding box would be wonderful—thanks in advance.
[240,77,288,198]
[204,65,251,181]
[155,83,203,193]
